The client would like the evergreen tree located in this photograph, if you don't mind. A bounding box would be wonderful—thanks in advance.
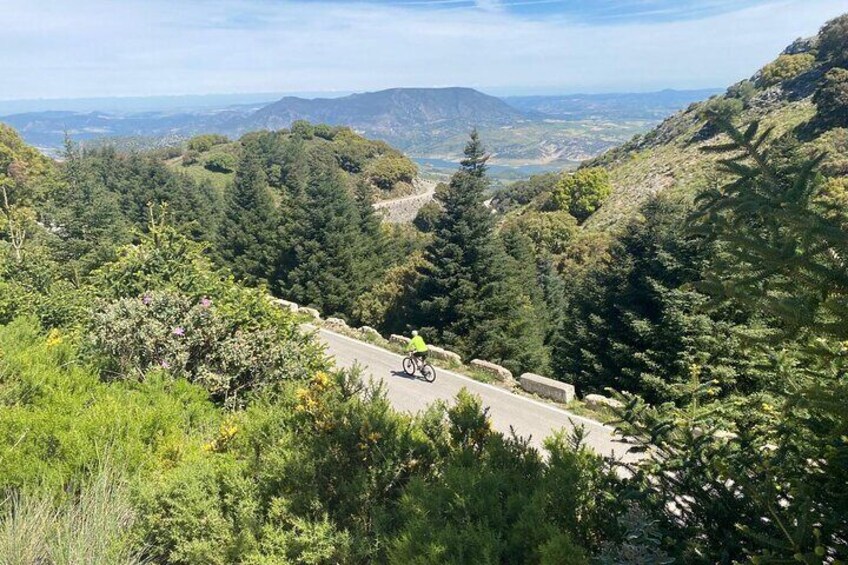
[417,131,547,373]
[553,195,764,403]
[216,148,278,286]
[283,162,374,316]
[50,139,129,279]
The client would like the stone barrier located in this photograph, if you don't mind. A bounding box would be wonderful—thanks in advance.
[470,359,514,384]
[358,326,382,340]
[275,299,299,313]
[583,394,623,410]
[519,373,575,403]
[429,346,462,364]
[300,307,321,320]
[390,334,411,346]
[325,317,349,330]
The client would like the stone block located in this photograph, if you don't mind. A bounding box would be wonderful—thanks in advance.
[470,359,514,384]
[519,373,575,403]
[300,307,321,320]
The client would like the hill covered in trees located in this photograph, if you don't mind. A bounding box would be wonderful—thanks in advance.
[1,12,847,564]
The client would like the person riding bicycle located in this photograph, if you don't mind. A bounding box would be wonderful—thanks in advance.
[407,330,428,361]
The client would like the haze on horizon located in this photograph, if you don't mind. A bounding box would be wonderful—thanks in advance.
[2,0,846,103]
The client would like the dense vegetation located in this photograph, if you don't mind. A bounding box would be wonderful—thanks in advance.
[0,12,846,564]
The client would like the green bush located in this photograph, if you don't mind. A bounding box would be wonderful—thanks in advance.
[204,152,237,173]
[187,134,229,153]
[366,154,418,191]
[412,200,441,233]
[506,210,578,255]
[89,290,316,404]
[552,167,612,222]
[0,317,221,492]
[758,53,816,87]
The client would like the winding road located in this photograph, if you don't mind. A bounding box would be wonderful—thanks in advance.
[316,328,633,460]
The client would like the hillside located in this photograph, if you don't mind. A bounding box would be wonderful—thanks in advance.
[492,30,847,235]
[577,37,847,231]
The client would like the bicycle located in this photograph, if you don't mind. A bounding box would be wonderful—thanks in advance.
[402,352,436,383]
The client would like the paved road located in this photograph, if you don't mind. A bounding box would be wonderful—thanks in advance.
[315,328,633,460]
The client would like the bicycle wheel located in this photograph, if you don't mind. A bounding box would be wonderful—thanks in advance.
[421,363,436,383]
[402,356,416,376]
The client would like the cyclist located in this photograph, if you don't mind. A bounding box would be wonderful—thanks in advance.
[406,330,428,363]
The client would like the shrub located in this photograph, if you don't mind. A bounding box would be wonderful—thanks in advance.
[291,120,315,140]
[699,96,743,125]
[366,154,418,191]
[758,53,816,87]
[181,149,200,166]
[187,134,229,153]
[204,152,237,173]
[507,210,578,255]
[89,290,318,404]
[135,454,257,565]
[552,167,613,222]
[0,317,221,492]
[814,67,848,128]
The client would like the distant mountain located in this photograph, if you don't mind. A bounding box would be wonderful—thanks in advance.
[0,86,719,169]
[243,87,531,139]
[504,89,722,121]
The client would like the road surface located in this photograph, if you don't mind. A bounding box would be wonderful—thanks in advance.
[316,328,633,460]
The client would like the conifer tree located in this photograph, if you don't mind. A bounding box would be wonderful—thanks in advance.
[417,131,548,373]
[283,162,373,316]
[217,148,278,286]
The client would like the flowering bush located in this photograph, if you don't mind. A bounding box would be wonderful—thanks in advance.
[90,290,323,405]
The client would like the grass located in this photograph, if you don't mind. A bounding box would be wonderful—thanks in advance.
[0,461,144,565]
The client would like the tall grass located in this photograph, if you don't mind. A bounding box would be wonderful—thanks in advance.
[0,461,144,565]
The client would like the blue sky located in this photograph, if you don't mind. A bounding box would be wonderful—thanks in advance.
[2,0,845,100]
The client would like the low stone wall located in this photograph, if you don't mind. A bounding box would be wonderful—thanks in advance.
[519,373,575,403]
[470,359,515,385]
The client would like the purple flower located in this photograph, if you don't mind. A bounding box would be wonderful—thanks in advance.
[172,326,185,337]
[159,360,171,369]
[200,297,212,308]
[142,293,152,305]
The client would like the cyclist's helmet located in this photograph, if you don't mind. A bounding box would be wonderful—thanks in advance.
[411,330,419,337]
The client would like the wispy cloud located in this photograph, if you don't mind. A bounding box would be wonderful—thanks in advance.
[0,0,844,100]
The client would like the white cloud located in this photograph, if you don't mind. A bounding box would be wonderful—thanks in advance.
[0,0,845,99]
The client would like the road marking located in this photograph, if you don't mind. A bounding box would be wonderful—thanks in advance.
[315,327,616,433]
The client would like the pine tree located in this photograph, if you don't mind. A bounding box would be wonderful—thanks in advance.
[216,149,278,286]
[282,162,373,316]
[417,131,548,373]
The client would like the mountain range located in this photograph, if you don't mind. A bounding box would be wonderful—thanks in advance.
[1,87,718,170]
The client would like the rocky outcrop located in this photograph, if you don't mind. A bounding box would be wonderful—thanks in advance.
[584,394,623,410]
